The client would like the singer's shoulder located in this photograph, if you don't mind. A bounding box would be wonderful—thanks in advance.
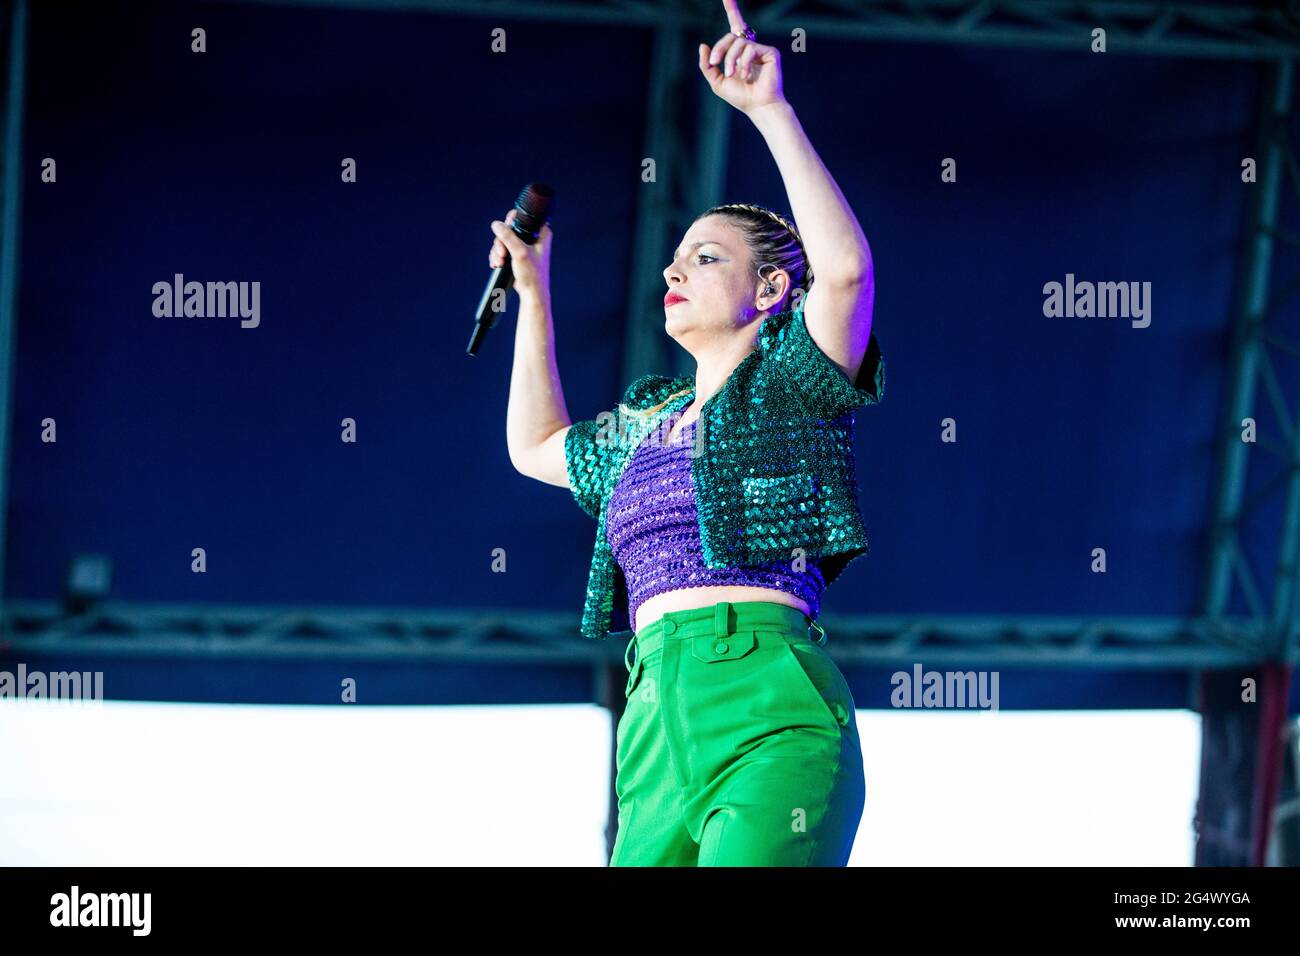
[618,373,695,411]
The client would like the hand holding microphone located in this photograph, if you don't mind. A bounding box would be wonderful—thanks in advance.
[468,182,555,355]
[488,208,553,299]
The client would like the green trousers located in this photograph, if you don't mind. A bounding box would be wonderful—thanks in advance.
[610,600,865,866]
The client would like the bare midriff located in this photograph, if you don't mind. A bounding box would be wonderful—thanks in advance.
[634,584,811,634]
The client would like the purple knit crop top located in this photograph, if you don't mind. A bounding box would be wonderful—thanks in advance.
[604,417,825,632]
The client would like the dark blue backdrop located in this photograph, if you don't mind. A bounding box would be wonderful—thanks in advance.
[7,1,1286,706]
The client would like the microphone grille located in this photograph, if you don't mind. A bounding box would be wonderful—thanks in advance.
[513,182,555,238]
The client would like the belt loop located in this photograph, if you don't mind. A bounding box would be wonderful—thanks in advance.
[625,632,637,672]
[714,601,731,640]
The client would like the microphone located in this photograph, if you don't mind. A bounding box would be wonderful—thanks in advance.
[467,182,555,356]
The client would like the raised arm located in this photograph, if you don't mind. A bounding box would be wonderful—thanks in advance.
[748,102,874,384]
[493,208,572,488]
[698,0,875,385]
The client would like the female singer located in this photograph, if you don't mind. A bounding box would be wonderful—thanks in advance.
[497,0,884,866]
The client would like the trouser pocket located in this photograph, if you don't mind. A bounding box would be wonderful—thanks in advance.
[625,653,644,698]
[765,632,856,730]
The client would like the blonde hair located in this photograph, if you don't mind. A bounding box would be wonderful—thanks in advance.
[618,385,693,424]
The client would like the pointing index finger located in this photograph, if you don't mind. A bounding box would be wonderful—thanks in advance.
[722,0,747,34]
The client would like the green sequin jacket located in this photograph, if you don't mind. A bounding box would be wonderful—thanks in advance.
[563,292,885,641]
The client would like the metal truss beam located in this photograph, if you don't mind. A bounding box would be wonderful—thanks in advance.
[744,0,1300,61]
[1202,58,1300,662]
[621,21,732,385]
[0,600,1274,668]
[0,0,27,641]
[222,0,1300,61]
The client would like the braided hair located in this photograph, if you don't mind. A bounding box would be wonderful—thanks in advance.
[697,202,814,314]
[619,204,813,424]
